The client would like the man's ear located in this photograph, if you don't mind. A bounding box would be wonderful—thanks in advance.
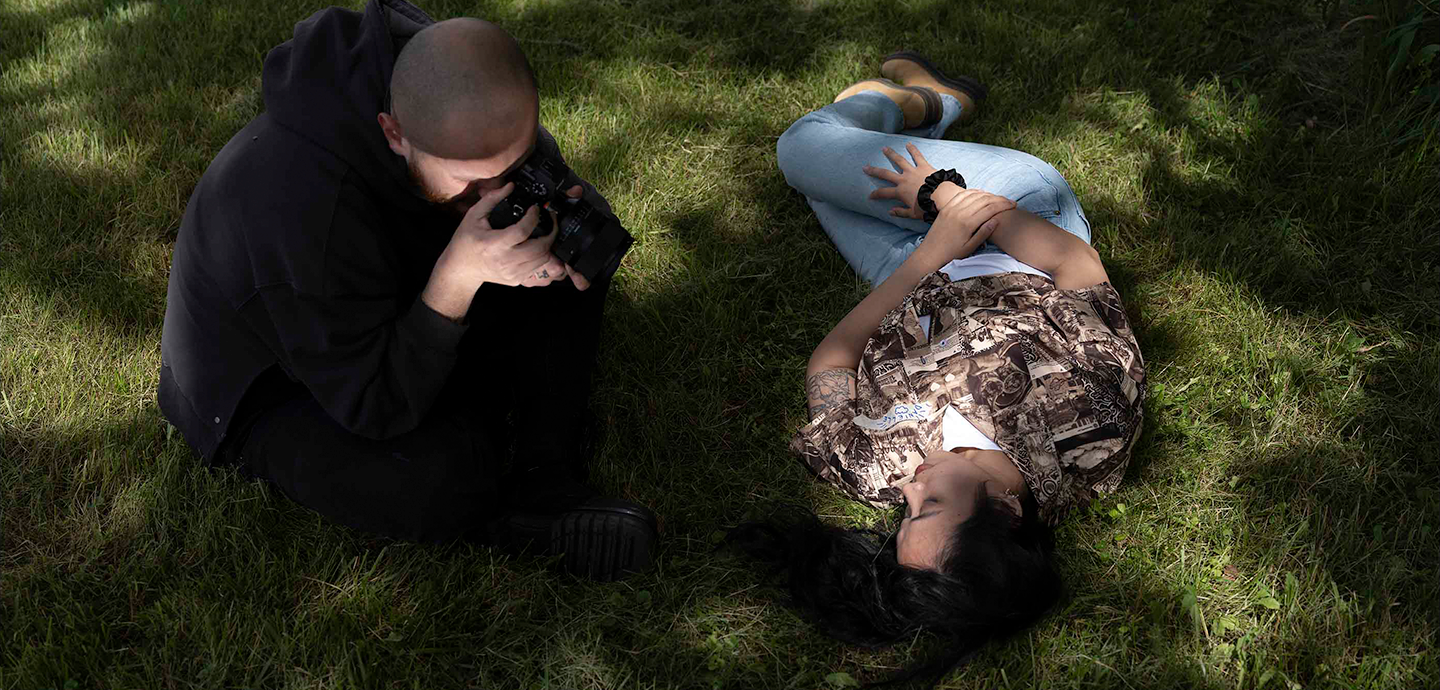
[377,112,408,156]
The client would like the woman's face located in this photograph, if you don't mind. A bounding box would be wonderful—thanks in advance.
[895,449,1012,569]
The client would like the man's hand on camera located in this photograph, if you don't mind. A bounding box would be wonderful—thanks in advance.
[531,184,593,291]
[421,183,566,321]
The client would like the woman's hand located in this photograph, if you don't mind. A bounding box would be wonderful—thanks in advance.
[862,143,939,220]
[808,181,1014,377]
[921,188,1016,260]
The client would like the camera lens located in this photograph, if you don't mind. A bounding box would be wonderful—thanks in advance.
[486,150,633,281]
[554,211,631,283]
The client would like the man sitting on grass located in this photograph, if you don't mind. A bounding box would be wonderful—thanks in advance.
[157,0,656,581]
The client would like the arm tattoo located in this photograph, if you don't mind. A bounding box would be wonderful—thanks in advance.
[806,368,858,421]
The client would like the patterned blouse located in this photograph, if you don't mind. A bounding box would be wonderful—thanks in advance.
[792,272,1146,526]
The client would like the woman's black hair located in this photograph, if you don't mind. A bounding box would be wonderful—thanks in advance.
[727,486,1062,687]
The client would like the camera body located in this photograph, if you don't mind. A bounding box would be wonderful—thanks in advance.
[487,151,633,283]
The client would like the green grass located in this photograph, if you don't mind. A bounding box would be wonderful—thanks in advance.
[2,0,1436,687]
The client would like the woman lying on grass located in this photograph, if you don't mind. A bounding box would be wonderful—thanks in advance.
[732,53,1147,684]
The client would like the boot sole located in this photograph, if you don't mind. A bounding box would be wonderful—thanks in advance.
[551,499,659,582]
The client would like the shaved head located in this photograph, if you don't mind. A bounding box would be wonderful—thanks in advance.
[389,18,538,160]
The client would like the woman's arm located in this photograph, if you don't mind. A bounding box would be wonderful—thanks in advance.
[931,184,1108,290]
[985,208,1108,290]
[805,240,946,417]
[806,184,1015,419]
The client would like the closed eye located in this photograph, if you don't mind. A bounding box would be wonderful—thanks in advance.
[906,498,940,522]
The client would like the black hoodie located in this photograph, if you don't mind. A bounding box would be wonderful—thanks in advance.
[160,0,513,461]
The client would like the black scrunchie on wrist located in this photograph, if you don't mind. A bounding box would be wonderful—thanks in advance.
[916,169,967,223]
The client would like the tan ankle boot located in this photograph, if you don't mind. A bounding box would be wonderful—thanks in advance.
[880,52,988,124]
[834,78,943,129]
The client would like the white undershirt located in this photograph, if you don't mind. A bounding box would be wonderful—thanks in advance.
[938,252,1050,283]
[918,253,1049,453]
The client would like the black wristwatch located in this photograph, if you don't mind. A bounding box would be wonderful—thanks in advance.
[916,169,967,223]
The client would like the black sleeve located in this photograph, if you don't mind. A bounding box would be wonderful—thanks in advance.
[253,183,469,441]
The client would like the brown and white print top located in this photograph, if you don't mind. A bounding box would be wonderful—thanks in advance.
[792,272,1147,526]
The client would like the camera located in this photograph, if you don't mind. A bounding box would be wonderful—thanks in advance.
[487,151,633,283]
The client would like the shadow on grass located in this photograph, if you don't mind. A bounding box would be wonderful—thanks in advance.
[2,404,746,688]
[3,0,1436,687]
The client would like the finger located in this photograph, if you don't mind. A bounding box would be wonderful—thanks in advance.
[938,187,982,216]
[868,186,901,200]
[942,191,1001,228]
[568,267,592,291]
[968,199,1013,229]
[960,217,1001,255]
[960,190,998,213]
[565,184,583,199]
[510,254,553,282]
[889,205,918,219]
[520,271,553,288]
[977,190,1015,208]
[978,193,1014,215]
[881,147,909,171]
[503,204,549,246]
[905,143,932,169]
[520,267,563,288]
[956,232,986,258]
[464,182,517,226]
[538,256,565,279]
[976,216,1002,241]
[548,204,563,238]
[513,219,560,255]
[951,188,999,214]
[531,255,564,277]
[862,165,900,183]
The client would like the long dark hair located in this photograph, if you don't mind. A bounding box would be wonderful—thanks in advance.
[728,486,1062,687]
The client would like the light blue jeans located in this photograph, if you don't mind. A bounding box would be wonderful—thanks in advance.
[776,91,1093,285]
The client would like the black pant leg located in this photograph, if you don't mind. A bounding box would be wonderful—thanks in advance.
[235,384,507,544]
[463,276,611,483]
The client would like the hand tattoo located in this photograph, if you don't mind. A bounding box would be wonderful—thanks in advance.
[806,368,857,421]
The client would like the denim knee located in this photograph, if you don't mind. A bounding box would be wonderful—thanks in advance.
[776,114,823,185]
[999,156,1089,242]
[978,153,1070,217]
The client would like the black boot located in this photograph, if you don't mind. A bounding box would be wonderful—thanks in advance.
[487,496,659,582]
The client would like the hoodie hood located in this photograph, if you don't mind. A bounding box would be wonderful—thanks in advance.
[261,0,434,211]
